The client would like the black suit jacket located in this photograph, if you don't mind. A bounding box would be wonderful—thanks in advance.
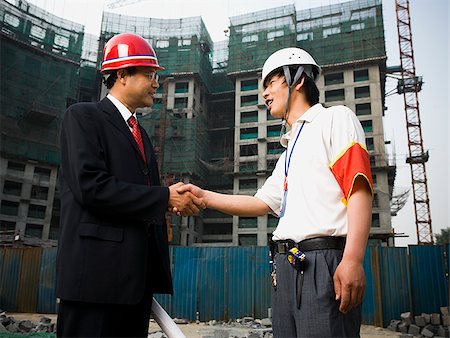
[56,97,173,304]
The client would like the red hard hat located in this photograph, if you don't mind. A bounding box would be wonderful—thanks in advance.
[101,33,165,73]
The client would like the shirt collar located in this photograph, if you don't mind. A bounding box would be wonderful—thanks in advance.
[280,103,323,147]
[107,93,134,124]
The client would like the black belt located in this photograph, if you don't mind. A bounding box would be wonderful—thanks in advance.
[272,236,345,254]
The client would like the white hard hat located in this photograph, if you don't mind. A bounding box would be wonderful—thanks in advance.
[261,47,321,85]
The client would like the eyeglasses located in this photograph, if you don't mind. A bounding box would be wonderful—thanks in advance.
[144,71,159,82]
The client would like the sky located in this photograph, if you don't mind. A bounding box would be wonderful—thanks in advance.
[26,0,449,246]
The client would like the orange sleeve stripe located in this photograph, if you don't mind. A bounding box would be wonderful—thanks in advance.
[329,142,373,204]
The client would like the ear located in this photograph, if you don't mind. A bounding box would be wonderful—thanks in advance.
[294,76,305,91]
[117,69,127,84]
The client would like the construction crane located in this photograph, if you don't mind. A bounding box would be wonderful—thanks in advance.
[395,0,433,244]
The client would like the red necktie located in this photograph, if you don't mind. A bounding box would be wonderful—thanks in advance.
[128,115,147,163]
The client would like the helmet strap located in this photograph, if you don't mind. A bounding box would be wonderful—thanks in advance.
[280,65,304,140]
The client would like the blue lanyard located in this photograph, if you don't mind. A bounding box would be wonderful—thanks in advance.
[284,121,305,190]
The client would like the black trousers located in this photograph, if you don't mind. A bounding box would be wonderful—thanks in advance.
[56,295,153,338]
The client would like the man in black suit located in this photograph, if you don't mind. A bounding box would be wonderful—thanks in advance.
[56,33,203,337]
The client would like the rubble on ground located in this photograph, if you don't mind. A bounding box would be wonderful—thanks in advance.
[148,316,273,338]
[0,310,56,334]
[386,307,450,338]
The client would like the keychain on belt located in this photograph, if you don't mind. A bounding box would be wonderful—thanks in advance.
[269,247,277,289]
[279,121,305,218]
[288,247,306,309]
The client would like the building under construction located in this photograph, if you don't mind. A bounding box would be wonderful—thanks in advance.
[0,0,396,247]
[1,0,84,245]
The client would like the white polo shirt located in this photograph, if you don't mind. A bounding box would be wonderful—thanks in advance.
[255,103,372,242]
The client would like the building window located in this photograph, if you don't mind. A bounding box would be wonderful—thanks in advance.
[239,179,257,190]
[324,72,344,85]
[241,79,258,91]
[1,201,19,216]
[28,204,46,219]
[177,39,191,46]
[174,97,188,109]
[25,224,43,238]
[373,193,379,208]
[34,167,51,179]
[372,174,377,186]
[323,27,341,38]
[354,69,369,82]
[175,82,189,93]
[325,89,345,102]
[241,95,258,107]
[361,120,373,133]
[30,25,46,39]
[239,234,257,246]
[242,34,258,43]
[3,181,22,196]
[239,217,257,228]
[372,213,380,227]
[366,137,374,151]
[267,142,283,155]
[5,13,20,27]
[267,30,284,41]
[267,159,277,171]
[31,186,49,200]
[356,103,371,116]
[0,220,16,233]
[240,127,258,140]
[351,23,365,31]
[156,40,169,48]
[267,214,278,228]
[370,155,376,167]
[241,111,258,123]
[240,144,258,156]
[7,161,25,172]
[55,34,69,48]
[355,86,370,99]
[297,32,313,41]
[267,125,281,138]
[240,161,258,173]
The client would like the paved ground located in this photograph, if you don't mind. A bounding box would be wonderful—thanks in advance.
[8,313,401,337]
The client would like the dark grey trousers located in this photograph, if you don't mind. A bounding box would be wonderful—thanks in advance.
[272,249,361,338]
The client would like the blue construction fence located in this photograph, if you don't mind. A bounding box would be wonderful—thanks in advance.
[0,244,448,327]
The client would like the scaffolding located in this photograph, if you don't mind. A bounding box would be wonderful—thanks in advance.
[1,0,85,164]
[140,108,209,181]
[101,12,214,91]
[227,5,297,75]
[296,0,386,67]
[226,0,386,74]
[79,32,100,102]
[211,40,234,94]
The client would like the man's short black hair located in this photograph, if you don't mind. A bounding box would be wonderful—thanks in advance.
[103,67,138,89]
[264,66,319,106]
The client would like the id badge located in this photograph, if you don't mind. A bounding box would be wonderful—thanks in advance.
[280,188,288,218]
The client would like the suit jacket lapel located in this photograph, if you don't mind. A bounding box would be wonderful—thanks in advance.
[99,97,148,166]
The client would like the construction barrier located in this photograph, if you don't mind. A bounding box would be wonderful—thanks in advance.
[0,245,448,327]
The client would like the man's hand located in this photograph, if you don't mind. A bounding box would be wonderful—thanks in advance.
[333,258,366,314]
[168,182,205,217]
[176,184,206,201]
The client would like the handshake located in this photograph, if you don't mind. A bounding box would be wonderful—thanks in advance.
[167,182,206,217]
